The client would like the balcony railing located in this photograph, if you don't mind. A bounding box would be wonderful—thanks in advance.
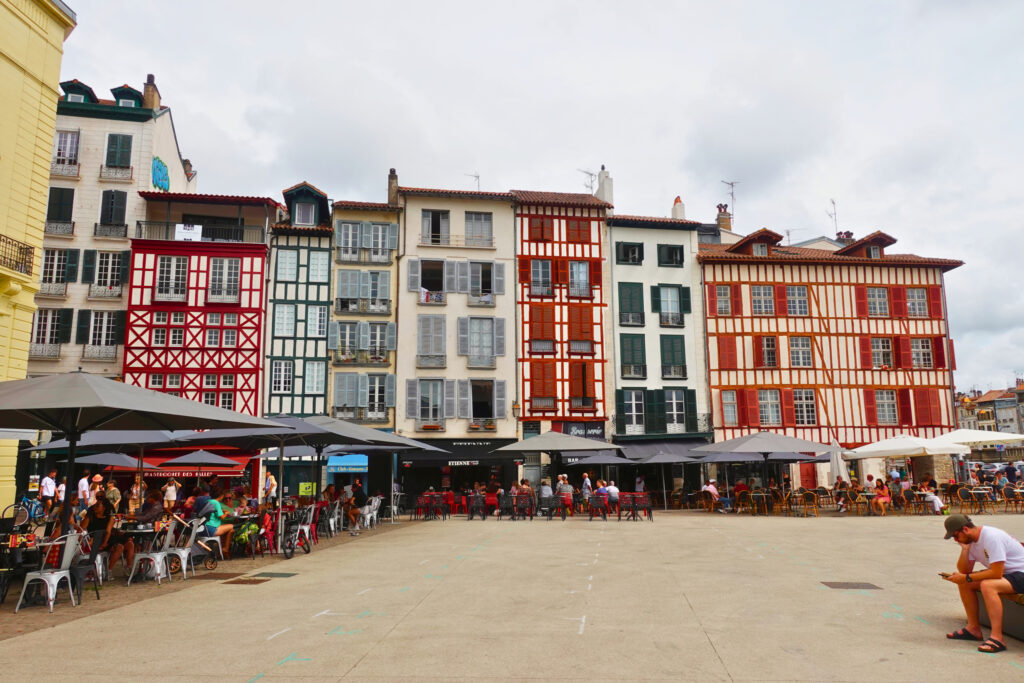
[420,235,494,248]
[530,282,552,296]
[44,220,74,236]
[207,287,240,304]
[89,283,122,298]
[38,281,67,297]
[94,223,128,238]
[531,397,555,410]
[568,340,593,354]
[468,354,496,369]
[332,347,391,366]
[568,283,592,298]
[50,160,79,177]
[619,312,644,326]
[334,298,391,315]
[29,343,60,358]
[154,287,187,302]
[417,290,445,305]
[662,364,688,380]
[415,418,446,431]
[622,364,647,379]
[334,406,391,423]
[570,397,595,410]
[99,165,133,181]
[529,339,555,354]
[83,344,117,360]
[136,221,265,244]
[468,293,495,307]
[417,354,446,368]
[468,418,497,431]
[659,312,684,326]
[335,247,393,265]
[0,234,33,275]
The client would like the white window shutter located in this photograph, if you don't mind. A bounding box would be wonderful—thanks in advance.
[444,379,456,419]
[495,317,506,356]
[457,317,469,355]
[335,270,346,298]
[360,221,372,249]
[405,379,418,419]
[333,220,345,246]
[494,262,505,295]
[457,379,471,418]
[328,321,339,351]
[494,381,507,418]
[333,372,345,407]
[436,315,446,354]
[444,260,457,292]
[421,212,431,242]
[359,271,371,299]
[357,374,369,407]
[416,316,428,355]
[378,271,390,300]
[407,259,420,291]
[458,261,470,293]
[385,322,397,350]
[440,212,450,243]
[385,374,396,407]
[357,321,370,350]
[388,223,399,250]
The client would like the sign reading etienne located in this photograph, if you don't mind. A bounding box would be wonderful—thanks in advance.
[151,156,169,191]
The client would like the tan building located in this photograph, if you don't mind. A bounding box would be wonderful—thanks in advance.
[0,0,76,504]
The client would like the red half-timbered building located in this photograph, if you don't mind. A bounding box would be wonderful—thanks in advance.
[122,193,278,416]
[512,190,612,440]
[700,229,963,465]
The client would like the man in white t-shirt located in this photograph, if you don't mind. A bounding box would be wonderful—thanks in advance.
[77,470,91,513]
[635,474,645,493]
[943,514,1024,654]
[39,469,57,511]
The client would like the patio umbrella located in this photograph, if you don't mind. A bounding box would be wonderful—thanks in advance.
[845,434,970,459]
[492,430,623,453]
[58,452,159,470]
[933,428,1024,481]
[828,439,851,484]
[692,431,830,490]
[572,452,635,466]
[0,371,282,537]
[640,451,701,510]
[159,449,242,486]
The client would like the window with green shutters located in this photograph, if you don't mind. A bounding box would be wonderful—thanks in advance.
[615,242,643,264]
[105,134,132,168]
[47,188,74,222]
[99,190,127,225]
[651,284,691,326]
[618,282,644,326]
[657,244,684,267]
[620,334,646,378]
[660,335,687,379]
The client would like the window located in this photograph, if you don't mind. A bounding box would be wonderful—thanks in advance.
[47,187,74,221]
[658,285,683,326]
[623,389,645,434]
[367,374,387,416]
[660,335,686,379]
[171,312,184,324]
[911,338,933,368]
[618,282,644,326]
[657,244,684,266]
[566,218,590,243]
[568,261,590,297]
[467,317,494,367]
[96,252,122,287]
[716,285,732,315]
[223,313,237,325]
[369,223,391,261]
[467,379,496,419]
[419,379,444,421]
[722,390,738,427]
[529,305,554,353]
[760,336,777,367]
[568,305,592,353]
[89,310,117,346]
[758,389,782,426]
[309,306,328,337]
[335,223,359,260]
[32,309,61,345]
[155,256,187,300]
[203,374,218,388]
[166,374,181,388]
[569,362,593,409]
[417,260,444,301]
[154,312,168,324]
[41,249,68,284]
[277,250,297,281]
[274,304,295,336]
[871,338,893,368]
[118,98,136,108]
[294,202,315,226]
[465,212,493,247]
[876,389,898,425]
[306,361,326,394]
[54,130,79,165]
[528,217,553,242]
[207,313,221,326]
[209,258,240,299]
[665,389,687,432]
[787,285,809,315]
[531,260,552,296]
[907,288,928,317]
[169,328,183,346]
[620,334,646,378]
[867,287,889,317]
[416,315,446,364]
[336,322,357,352]
[219,393,233,411]
[751,285,774,315]
[368,322,387,351]
[105,134,132,168]
[222,329,237,347]
[149,374,164,388]
[202,392,217,406]
[469,261,493,301]
[67,93,85,103]
[151,328,166,346]
[615,242,643,264]
[752,243,769,256]
[793,389,817,425]
[272,360,294,393]
[206,329,220,347]
[309,251,329,282]
[868,245,881,259]
[530,362,556,407]
[789,336,812,367]
[421,210,450,245]
[221,374,235,388]
[99,190,127,226]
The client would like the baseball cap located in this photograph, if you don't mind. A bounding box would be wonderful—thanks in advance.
[708,478,716,483]
[944,513,972,539]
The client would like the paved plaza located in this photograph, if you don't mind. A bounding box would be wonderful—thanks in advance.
[4,511,1024,681]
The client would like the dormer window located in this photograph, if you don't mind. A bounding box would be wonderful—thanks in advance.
[294,202,315,226]
[868,245,881,259]
[67,93,85,103]
[118,99,136,108]
[752,243,769,256]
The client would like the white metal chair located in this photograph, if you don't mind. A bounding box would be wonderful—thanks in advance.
[360,496,382,529]
[296,505,315,551]
[165,516,204,579]
[15,532,81,613]
[127,519,176,586]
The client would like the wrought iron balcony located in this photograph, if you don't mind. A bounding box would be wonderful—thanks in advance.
[332,347,391,366]
[662,364,687,380]
[334,247,393,265]
[29,343,60,358]
[659,312,684,327]
[529,339,554,354]
[468,355,496,369]
[99,165,133,181]
[154,287,187,302]
[416,354,446,369]
[570,397,595,410]
[0,234,33,275]
[89,284,122,298]
[333,406,391,424]
[417,290,445,305]
[530,282,552,296]
[44,221,74,236]
[530,397,555,411]
[83,344,117,360]
[419,235,494,248]
[468,293,495,307]
[619,312,644,326]
[415,418,446,431]
[622,364,647,379]
[207,286,240,304]
[136,221,265,244]
[568,283,592,298]
[38,281,67,297]
[50,160,79,177]
[334,297,391,315]
[468,417,497,431]
[94,223,128,238]
[568,340,593,354]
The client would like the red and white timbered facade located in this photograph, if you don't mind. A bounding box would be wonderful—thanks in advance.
[512,191,612,439]
[700,229,963,448]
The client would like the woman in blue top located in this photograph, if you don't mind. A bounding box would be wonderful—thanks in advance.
[204,486,235,559]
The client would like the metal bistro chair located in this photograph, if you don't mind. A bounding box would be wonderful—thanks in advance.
[635,492,654,521]
[467,494,487,521]
[512,493,534,521]
[587,495,608,521]
[496,494,514,521]
[360,496,382,529]
[799,490,819,517]
[536,495,565,521]
[15,532,81,613]
[127,518,176,586]
[972,488,996,515]
[1004,486,1024,514]
[69,530,105,603]
[165,516,205,579]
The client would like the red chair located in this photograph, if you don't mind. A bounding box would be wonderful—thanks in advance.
[444,490,462,514]
[485,493,498,517]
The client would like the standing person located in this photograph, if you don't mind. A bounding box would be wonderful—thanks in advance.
[55,476,66,505]
[39,468,57,512]
[88,474,103,507]
[77,469,91,514]
[943,514,1024,654]
[104,479,122,512]
[581,472,592,498]
[264,472,278,506]
[635,473,645,493]
[162,477,180,512]
[127,474,146,514]
[556,475,574,516]
[347,477,368,536]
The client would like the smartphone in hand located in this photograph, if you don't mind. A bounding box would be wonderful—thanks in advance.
[939,572,952,579]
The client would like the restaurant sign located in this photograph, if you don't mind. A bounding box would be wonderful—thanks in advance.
[557,422,605,439]
[447,460,480,467]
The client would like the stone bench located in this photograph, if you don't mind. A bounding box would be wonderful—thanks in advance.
[978,592,1024,641]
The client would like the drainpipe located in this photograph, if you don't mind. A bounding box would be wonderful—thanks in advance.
[513,201,520,442]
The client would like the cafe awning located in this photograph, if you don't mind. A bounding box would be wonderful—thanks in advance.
[617,438,706,461]
[326,453,367,473]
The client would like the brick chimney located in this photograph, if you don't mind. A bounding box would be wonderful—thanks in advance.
[716,203,732,233]
[387,167,399,206]
[182,158,193,177]
[595,164,613,206]
[836,230,855,245]
[143,73,161,110]
[671,196,686,220]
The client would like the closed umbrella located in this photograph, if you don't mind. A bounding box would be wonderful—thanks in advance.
[828,439,851,484]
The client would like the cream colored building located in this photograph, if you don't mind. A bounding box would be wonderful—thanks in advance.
[29,74,195,379]
[0,0,76,504]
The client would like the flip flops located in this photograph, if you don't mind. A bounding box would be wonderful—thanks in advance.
[977,638,1007,653]
[946,628,982,641]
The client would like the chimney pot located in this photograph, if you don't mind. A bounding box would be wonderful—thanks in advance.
[142,73,161,110]
[595,165,613,208]
[671,196,686,220]
[387,168,399,206]
[716,204,732,233]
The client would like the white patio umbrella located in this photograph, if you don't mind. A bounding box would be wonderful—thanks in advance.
[845,434,970,460]
[828,439,851,484]
[932,428,1024,446]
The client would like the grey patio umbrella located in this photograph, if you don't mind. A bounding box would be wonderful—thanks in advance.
[572,452,635,466]
[640,451,701,511]
[693,431,830,489]
[493,430,623,453]
[159,450,243,487]
[0,371,282,536]
[58,452,159,470]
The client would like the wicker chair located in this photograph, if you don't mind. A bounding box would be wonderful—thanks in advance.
[1001,486,1021,514]
[799,490,819,517]
[735,490,751,515]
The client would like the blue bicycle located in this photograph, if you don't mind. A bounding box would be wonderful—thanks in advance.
[1,495,46,530]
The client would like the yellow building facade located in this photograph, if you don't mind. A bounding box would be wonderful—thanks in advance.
[0,0,76,505]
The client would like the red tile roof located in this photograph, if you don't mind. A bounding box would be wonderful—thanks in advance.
[974,389,1015,403]
[332,200,400,212]
[398,186,514,201]
[698,242,964,271]
[607,214,701,227]
[510,190,612,209]
[835,230,898,255]
[139,191,281,209]
[282,181,328,197]
[271,222,332,235]
[726,227,784,252]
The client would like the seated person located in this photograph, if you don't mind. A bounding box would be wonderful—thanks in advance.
[734,480,750,496]
[605,480,620,505]
[347,478,368,535]
[322,484,338,502]
[871,479,891,516]
[918,481,947,515]
[82,497,133,574]
[202,486,235,559]
[124,490,167,525]
[702,479,729,513]
[555,475,574,516]
[538,479,554,499]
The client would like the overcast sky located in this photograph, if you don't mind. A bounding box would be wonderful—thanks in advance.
[60,1,1023,392]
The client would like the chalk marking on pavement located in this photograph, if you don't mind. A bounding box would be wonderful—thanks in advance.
[456,555,464,560]
[247,675,264,682]
[588,575,593,581]
[1010,661,1024,670]
[276,653,311,666]
[313,610,342,618]
[419,559,429,565]
[593,559,598,564]
[357,588,372,595]
[328,627,363,636]
[357,610,386,619]
[587,583,592,591]
[577,562,589,566]
[441,564,448,569]
[914,616,929,624]
[399,587,409,592]
[563,615,586,635]
[266,628,291,641]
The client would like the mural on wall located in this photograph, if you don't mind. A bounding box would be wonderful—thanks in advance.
[151,156,170,191]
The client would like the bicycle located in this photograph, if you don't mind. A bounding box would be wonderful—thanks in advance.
[1,495,47,531]
[279,509,311,560]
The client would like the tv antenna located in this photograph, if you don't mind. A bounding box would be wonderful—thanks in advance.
[465,172,480,191]
[578,169,597,193]
[784,228,808,245]
[826,198,838,234]
[721,180,739,220]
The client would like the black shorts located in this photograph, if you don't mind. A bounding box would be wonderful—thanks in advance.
[40,495,54,503]
[1005,571,1024,594]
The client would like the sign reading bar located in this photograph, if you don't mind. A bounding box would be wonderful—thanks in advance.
[175,223,203,241]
